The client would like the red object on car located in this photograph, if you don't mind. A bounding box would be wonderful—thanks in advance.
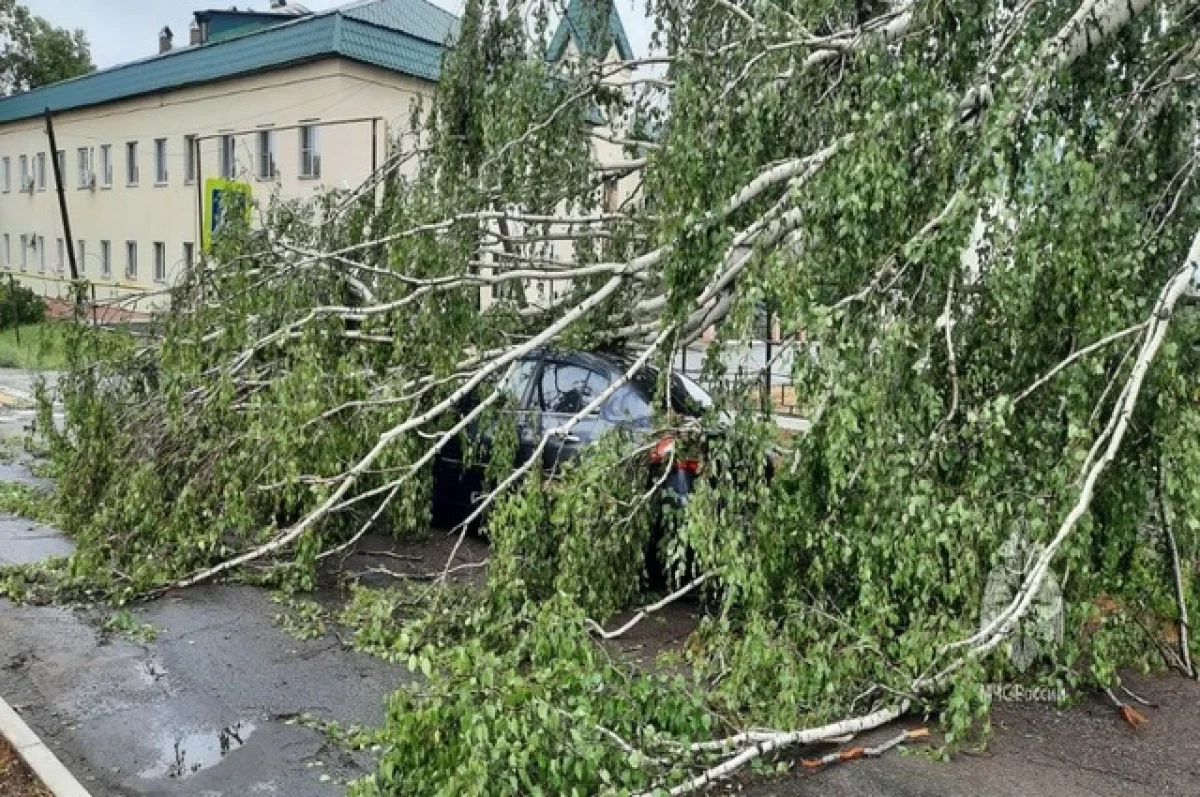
[648,435,703,474]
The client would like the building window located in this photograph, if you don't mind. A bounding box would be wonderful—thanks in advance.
[18,155,28,191]
[125,241,137,279]
[37,235,45,272]
[155,138,168,184]
[219,134,235,179]
[183,242,195,271]
[76,240,86,275]
[35,152,45,190]
[77,147,93,188]
[100,240,111,278]
[602,177,619,213]
[100,145,112,187]
[2,234,9,267]
[1,157,9,192]
[299,125,320,178]
[153,242,166,282]
[257,130,277,180]
[56,238,64,274]
[126,141,139,185]
[55,150,65,186]
[19,235,27,271]
[184,135,197,183]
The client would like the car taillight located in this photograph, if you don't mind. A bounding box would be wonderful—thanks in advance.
[649,435,703,474]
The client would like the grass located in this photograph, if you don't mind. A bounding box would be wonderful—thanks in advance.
[0,323,68,370]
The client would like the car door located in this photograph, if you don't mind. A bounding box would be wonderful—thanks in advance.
[534,359,611,473]
[504,357,542,468]
[471,356,542,483]
[432,357,540,523]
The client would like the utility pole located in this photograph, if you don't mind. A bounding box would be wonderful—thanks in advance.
[44,108,82,312]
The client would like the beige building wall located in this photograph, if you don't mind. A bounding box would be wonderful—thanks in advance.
[0,58,433,308]
[480,38,643,311]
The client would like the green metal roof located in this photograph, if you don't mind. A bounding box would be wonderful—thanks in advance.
[546,0,634,63]
[0,0,459,125]
[197,9,298,43]
[342,0,458,46]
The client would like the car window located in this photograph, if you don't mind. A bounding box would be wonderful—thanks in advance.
[501,358,540,407]
[538,362,609,415]
[606,386,653,424]
[629,368,709,416]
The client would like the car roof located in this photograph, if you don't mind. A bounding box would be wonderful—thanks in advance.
[524,347,628,378]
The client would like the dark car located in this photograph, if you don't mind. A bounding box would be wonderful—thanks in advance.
[431,348,712,528]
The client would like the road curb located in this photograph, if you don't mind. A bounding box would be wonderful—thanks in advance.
[0,693,91,797]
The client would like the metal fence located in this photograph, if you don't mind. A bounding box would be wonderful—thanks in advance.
[673,337,801,416]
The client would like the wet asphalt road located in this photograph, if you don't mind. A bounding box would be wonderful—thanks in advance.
[0,365,408,796]
[1,585,408,796]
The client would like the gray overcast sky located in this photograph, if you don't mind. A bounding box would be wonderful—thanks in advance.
[22,0,653,71]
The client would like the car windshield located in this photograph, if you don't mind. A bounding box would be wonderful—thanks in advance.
[629,367,710,418]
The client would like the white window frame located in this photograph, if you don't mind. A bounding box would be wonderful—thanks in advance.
[76,239,86,276]
[77,147,93,189]
[37,235,45,272]
[35,152,46,190]
[126,141,139,186]
[56,238,64,274]
[184,135,197,183]
[1,157,9,192]
[299,125,321,179]
[100,240,111,278]
[219,134,236,179]
[100,145,113,188]
[18,155,29,191]
[153,242,166,283]
[183,242,195,271]
[19,235,27,271]
[55,150,65,186]
[2,234,9,267]
[154,138,168,185]
[125,241,138,279]
[256,130,277,180]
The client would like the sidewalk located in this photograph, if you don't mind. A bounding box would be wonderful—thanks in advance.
[1,696,90,797]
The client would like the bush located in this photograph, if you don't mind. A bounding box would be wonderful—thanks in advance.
[0,283,46,330]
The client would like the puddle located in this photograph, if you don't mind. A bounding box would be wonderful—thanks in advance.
[140,720,257,779]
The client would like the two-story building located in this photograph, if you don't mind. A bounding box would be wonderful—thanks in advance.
[0,0,637,312]
[0,0,456,308]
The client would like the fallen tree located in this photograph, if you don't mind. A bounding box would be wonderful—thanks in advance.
[7,0,1200,793]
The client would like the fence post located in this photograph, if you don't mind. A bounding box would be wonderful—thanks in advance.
[10,274,19,345]
[764,331,772,414]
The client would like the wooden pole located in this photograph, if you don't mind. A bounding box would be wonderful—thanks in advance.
[43,108,80,284]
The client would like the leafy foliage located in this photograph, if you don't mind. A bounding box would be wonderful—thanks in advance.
[13,0,1200,793]
[0,480,54,523]
[101,609,159,643]
[0,281,45,329]
[0,0,92,94]
[489,434,658,619]
[349,597,715,797]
